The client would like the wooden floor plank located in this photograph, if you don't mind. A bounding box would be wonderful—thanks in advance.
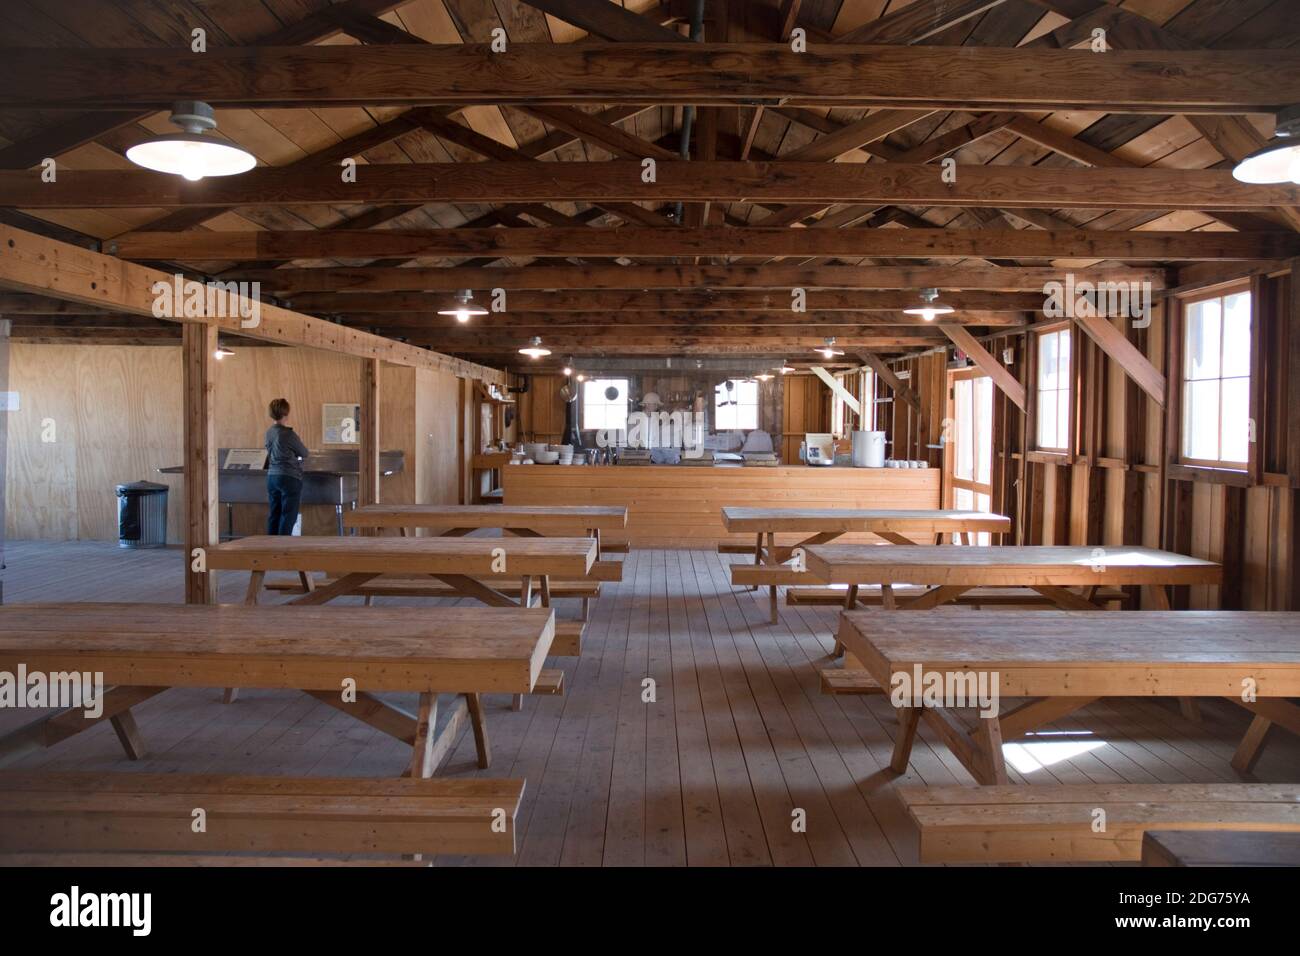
[2,540,1298,867]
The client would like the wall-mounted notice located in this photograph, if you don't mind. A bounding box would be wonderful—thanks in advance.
[323,403,361,444]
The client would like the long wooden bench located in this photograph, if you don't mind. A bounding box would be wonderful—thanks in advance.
[264,575,604,626]
[0,772,525,857]
[901,784,1300,863]
[789,584,1132,610]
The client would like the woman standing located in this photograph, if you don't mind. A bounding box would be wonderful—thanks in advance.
[264,398,309,535]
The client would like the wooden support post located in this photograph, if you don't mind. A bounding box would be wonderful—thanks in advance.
[358,358,381,534]
[182,323,218,604]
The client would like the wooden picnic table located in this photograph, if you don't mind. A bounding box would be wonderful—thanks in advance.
[837,609,1300,786]
[345,504,628,557]
[803,543,1220,613]
[723,506,1012,622]
[205,534,596,609]
[0,603,556,778]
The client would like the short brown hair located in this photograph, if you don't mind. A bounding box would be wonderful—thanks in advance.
[269,398,290,421]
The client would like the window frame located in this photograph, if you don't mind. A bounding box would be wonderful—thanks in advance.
[714,378,760,432]
[1032,323,1073,455]
[581,377,631,433]
[1176,284,1253,472]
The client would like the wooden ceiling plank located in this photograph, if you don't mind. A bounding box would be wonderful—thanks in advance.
[837,0,1010,43]
[513,0,689,42]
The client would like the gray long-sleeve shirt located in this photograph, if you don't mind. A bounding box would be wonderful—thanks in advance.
[265,424,309,480]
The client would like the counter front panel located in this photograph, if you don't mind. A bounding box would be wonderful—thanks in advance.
[503,465,942,549]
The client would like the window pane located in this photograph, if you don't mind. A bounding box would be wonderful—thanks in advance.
[1057,386,1069,450]
[955,379,972,479]
[1039,332,1059,390]
[1220,376,1250,464]
[1221,292,1252,379]
[1037,390,1057,449]
[583,378,629,431]
[1185,299,1222,381]
[955,487,973,511]
[1183,379,1220,461]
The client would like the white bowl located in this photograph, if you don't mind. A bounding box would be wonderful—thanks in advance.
[535,451,560,464]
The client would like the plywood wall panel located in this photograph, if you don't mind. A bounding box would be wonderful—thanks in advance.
[5,343,463,544]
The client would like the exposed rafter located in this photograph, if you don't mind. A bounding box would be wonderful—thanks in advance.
[2,45,1296,112]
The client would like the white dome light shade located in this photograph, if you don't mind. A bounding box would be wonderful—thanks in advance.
[903,305,955,322]
[126,133,256,181]
[817,337,844,358]
[1232,138,1300,185]
[1233,106,1300,185]
[903,287,955,322]
[437,289,489,323]
[519,336,551,359]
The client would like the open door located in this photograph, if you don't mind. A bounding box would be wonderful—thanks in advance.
[945,367,994,544]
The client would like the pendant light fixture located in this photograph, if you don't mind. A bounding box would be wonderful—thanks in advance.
[518,336,551,359]
[779,360,796,375]
[125,101,256,182]
[1233,106,1300,184]
[903,288,955,322]
[755,370,774,382]
[214,344,235,360]
[817,337,844,359]
[437,289,488,323]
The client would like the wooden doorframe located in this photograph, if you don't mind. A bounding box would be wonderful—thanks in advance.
[944,366,995,514]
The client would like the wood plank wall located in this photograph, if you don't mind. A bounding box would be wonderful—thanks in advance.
[4,343,466,542]
[876,271,1300,612]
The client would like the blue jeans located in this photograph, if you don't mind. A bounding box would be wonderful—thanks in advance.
[266,474,303,536]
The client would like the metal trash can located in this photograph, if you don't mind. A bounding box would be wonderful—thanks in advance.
[116,480,169,549]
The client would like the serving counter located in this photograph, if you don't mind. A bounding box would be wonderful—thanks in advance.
[502,464,941,549]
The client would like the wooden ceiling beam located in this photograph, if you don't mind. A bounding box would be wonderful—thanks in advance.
[230,263,1165,294]
[415,334,946,349]
[3,45,1296,112]
[0,223,505,384]
[108,227,1300,262]
[341,312,1025,330]
[19,163,1296,212]
[289,289,1040,313]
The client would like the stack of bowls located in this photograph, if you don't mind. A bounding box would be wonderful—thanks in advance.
[534,449,560,464]
[555,444,574,465]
